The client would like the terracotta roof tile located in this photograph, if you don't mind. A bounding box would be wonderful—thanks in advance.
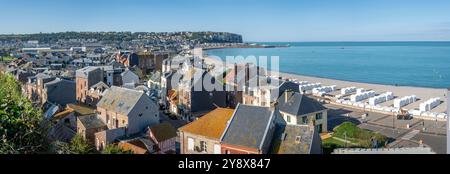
[179,108,234,140]
[118,140,148,154]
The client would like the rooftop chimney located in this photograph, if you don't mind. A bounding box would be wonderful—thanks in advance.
[285,90,293,103]
[285,91,289,103]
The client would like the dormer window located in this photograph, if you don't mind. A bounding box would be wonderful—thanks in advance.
[295,136,301,144]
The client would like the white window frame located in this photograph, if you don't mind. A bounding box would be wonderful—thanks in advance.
[214,144,221,154]
[187,137,194,151]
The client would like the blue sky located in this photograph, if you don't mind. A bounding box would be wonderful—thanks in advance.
[1,0,450,41]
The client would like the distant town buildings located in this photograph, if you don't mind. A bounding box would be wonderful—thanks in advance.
[1,32,334,155]
[76,66,103,105]
[94,86,160,150]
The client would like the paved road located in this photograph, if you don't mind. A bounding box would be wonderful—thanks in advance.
[412,133,446,154]
[325,103,447,154]
[401,130,420,140]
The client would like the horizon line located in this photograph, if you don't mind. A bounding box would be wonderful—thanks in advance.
[1,31,450,43]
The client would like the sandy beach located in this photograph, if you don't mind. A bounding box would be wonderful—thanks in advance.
[203,55,448,114]
[278,72,448,113]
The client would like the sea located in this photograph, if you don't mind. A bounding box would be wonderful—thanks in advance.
[205,42,450,89]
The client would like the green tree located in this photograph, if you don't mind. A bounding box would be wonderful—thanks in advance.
[101,144,133,154]
[0,72,49,154]
[55,134,95,154]
[69,134,95,154]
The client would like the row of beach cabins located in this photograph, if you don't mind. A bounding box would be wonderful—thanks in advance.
[286,79,448,121]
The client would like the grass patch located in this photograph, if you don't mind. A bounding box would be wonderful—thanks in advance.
[0,56,15,61]
[322,137,360,154]
[322,122,389,154]
[333,122,388,148]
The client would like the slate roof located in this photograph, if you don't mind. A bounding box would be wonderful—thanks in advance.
[274,125,314,154]
[75,66,101,78]
[96,86,145,116]
[134,85,149,92]
[277,91,327,116]
[148,122,177,142]
[149,71,161,82]
[99,65,114,72]
[277,81,300,93]
[78,115,107,129]
[108,60,125,69]
[121,69,137,77]
[44,78,76,106]
[35,73,52,80]
[221,104,275,150]
[90,81,109,91]
[44,104,59,119]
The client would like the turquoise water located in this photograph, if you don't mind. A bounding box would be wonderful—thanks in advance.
[205,42,450,88]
